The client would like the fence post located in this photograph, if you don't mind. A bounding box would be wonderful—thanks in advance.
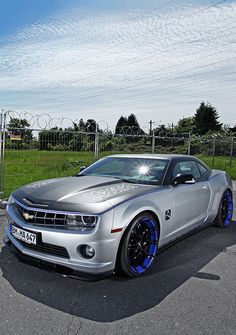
[152,130,155,154]
[94,130,99,160]
[212,138,216,167]
[1,112,6,198]
[0,111,2,199]
[229,137,234,167]
[187,132,191,155]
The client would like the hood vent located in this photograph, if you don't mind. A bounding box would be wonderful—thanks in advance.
[23,197,49,208]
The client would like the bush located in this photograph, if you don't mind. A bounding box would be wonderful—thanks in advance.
[47,143,70,151]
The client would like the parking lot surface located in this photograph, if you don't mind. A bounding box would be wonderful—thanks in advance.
[0,186,235,335]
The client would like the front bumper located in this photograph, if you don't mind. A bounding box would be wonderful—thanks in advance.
[5,204,121,279]
[3,237,113,281]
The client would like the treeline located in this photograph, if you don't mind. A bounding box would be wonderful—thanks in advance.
[5,101,236,152]
[114,101,234,136]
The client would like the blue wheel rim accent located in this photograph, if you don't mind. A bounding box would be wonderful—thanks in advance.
[128,217,158,274]
[222,191,233,225]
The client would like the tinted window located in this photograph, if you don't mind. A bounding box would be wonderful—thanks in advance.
[80,157,169,185]
[196,162,209,177]
[172,160,201,180]
[91,159,124,174]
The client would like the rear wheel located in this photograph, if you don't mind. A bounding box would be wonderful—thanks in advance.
[214,190,233,227]
[118,213,159,278]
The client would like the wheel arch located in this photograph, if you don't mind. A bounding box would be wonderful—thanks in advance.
[214,187,234,227]
[214,187,233,218]
[225,188,233,197]
[122,209,161,234]
[207,171,233,221]
[115,209,160,273]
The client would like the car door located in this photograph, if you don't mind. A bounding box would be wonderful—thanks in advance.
[169,160,211,236]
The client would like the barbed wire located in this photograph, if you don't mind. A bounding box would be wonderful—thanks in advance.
[2,110,150,135]
[1,110,236,140]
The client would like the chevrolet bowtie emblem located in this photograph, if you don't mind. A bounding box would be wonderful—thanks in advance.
[23,212,34,220]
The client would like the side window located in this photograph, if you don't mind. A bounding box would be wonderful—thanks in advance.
[196,162,209,178]
[172,161,201,180]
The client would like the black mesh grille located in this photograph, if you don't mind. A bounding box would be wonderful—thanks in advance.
[16,203,67,227]
[18,239,70,258]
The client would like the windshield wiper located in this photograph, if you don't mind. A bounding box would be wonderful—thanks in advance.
[112,177,138,184]
[75,174,137,183]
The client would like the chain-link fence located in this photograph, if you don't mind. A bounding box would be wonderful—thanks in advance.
[0,110,235,199]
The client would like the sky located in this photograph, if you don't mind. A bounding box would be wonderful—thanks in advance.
[0,0,236,131]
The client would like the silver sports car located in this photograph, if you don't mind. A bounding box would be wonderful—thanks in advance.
[3,154,234,280]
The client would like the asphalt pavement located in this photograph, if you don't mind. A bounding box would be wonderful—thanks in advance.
[0,186,235,335]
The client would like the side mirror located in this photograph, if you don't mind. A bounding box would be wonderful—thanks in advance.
[79,166,86,172]
[172,174,195,186]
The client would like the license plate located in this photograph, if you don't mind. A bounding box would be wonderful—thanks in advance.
[10,224,37,245]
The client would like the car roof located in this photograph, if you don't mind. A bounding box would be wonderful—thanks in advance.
[107,154,196,160]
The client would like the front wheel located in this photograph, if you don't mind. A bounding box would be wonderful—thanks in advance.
[214,190,233,227]
[117,213,159,278]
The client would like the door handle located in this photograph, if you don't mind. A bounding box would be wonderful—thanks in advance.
[202,185,209,190]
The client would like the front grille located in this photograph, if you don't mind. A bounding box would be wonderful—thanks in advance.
[18,239,70,259]
[16,203,67,228]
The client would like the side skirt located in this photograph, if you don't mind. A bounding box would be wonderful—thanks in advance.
[158,221,213,253]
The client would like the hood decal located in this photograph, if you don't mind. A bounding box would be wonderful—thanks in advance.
[59,183,138,202]
[25,179,59,189]
[82,184,138,201]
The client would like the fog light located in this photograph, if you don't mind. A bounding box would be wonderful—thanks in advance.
[79,245,95,259]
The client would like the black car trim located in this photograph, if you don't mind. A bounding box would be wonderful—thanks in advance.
[4,240,112,282]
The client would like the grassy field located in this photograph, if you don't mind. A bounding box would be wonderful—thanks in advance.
[2,149,236,198]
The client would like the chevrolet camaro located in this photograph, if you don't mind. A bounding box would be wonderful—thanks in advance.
[3,154,233,280]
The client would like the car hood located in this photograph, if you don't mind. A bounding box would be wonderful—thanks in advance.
[12,176,157,214]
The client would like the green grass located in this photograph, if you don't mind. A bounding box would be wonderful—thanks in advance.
[197,155,236,179]
[3,150,124,197]
[2,150,236,198]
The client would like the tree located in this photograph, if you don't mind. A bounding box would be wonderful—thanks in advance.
[85,119,98,133]
[8,117,30,128]
[154,124,167,136]
[229,125,236,133]
[194,102,222,135]
[175,117,195,134]
[77,119,86,132]
[153,124,172,137]
[115,116,127,134]
[39,127,61,150]
[7,117,33,143]
[115,114,144,135]
[127,114,138,127]
[127,113,143,134]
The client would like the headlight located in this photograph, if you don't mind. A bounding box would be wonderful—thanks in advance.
[66,214,98,229]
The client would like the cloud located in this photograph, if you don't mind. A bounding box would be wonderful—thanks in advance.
[0,0,236,126]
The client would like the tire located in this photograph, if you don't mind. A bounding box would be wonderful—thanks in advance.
[117,213,159,278]
[214,190,233,227]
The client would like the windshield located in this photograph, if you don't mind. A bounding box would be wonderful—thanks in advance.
[79,157,169,185]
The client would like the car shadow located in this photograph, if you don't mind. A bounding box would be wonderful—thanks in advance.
[0,222,236,322]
